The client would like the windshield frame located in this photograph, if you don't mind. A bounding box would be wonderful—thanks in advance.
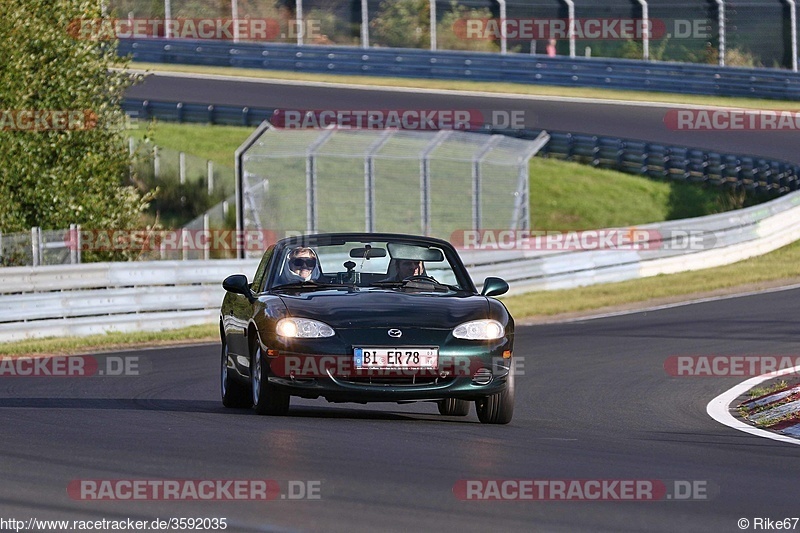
[264,233,476,293]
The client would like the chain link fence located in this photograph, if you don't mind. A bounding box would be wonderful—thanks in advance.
[236,124,548,257]
[1,226,80,267]
[107,0,796,68]
[131,138,235,198]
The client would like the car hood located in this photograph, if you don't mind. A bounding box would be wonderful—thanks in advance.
[277,289,488,329]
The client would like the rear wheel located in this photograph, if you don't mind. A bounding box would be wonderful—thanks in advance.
[437,398,470,416]
[251,345,290,416]
[475,366,515,425]
[221,338,252,408]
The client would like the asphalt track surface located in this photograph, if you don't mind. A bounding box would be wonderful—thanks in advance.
[3,288,800,532]
[126,73,800,162]
[2,75,799,532]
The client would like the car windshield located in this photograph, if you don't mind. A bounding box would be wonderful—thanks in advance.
[268,237,470,291]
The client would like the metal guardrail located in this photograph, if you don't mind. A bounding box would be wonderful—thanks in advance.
[3,188,800,342]
[535,131,800,196]
[0,259,259,343]
[122,98,800,195]
[124,98,272,127]
[119,39,800,101]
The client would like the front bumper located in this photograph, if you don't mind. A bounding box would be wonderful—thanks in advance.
[265,344,513,403]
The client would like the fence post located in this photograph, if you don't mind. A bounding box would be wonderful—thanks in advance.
[420,130,451,236]
[164,0,172,38]
[153,145,160,179]
[562,0,576,58]
[364,130,394,233]
[181,228,188,261]
[76,224,82,264]
[296,0,304,46]
[306,129,335,233]
[31,227,40,267]
[361,0,369,48]
[787,0,798,72]
[429,0,437,51]
[497,0,507,54]
[715,0,726,66]
[203,214,210,261]
[69,224,78,264]
[207,160,214,195]
[179,152,186,184]
[231,0,240,43]
[128,137,135,179]
[636,0,649,60]
[472,136,503,231]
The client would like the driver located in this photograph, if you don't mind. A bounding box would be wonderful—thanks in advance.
[278,246,321,283]
[395,259,424,280]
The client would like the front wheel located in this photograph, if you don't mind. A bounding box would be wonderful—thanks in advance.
[221,338,252,408]
[251,345,290,416]
[437,398,470,416]
[475,366,515,424]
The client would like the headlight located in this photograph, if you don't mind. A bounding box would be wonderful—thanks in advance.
[453,320,504,340]
[276,318,335,338]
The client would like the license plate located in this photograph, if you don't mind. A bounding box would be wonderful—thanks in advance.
[354,347,439,369]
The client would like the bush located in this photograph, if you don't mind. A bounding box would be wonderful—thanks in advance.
[0,0,149,240]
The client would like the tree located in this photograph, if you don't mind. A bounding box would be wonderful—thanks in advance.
[370,0,498,52]
[371,0,430,49]
[0,0,148,234]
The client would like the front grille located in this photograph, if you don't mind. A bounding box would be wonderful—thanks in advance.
[339,375,455,387]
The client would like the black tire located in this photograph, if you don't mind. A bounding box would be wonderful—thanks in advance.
[221,338,252,408]
[475,366,515,425]
[251,345,290,416]
[437,398,470,416]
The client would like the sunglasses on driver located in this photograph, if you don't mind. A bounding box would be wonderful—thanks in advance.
[290,257,317,269]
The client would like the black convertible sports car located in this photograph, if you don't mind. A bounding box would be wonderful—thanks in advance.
[220,233,515,424]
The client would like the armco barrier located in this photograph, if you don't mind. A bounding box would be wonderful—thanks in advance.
[3,189,800,342]
[0,259,257,343]
[119,39,800,101]
[122,98,800,194]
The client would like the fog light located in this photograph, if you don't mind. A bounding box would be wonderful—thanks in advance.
[472,368,493,385]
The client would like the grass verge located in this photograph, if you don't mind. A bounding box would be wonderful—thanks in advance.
[131,61,800,111]
[128,122,251,165]
[0,324,218,357]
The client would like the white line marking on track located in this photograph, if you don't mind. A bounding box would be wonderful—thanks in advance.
[706,364,800,447]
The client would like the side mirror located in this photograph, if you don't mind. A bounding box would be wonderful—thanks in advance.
[481,277,509,297]
[223,274,254,302]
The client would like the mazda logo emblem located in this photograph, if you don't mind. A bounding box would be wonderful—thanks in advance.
[387,329,402,338]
